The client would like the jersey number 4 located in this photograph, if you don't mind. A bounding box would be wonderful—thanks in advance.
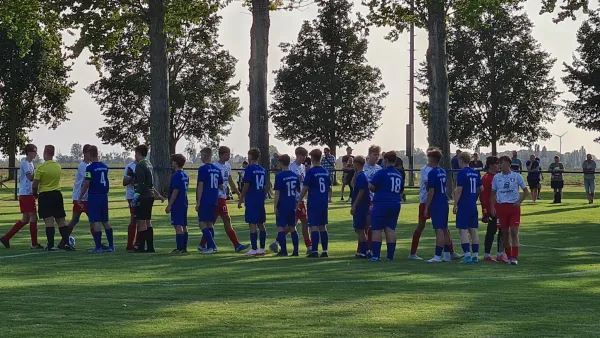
[100,172,107,186]
[256,175,264,190]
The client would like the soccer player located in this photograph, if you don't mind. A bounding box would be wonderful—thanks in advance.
[368,152,403,262]
[123,159,139,251]
[299,149,332,258]
[480,156,506,262]
[33,145,74,251]
[526,154,541,202]
[351,156,370,258]
[340,146,354,201]
[196,148,222,254]
[491,156,529,265]
[453,151,482,263]
[237,161,248,193]
[424,148,451,263]
[203,146,249,252]
[0,144,42,249]
[78,146,114,253]
[66,144,91,236]
[273,154,300,256]
[166,154,189,254]
[548,155,565,204]
[238,148,268,256]
[358,145,382,256]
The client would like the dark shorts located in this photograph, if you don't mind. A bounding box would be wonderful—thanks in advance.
[527,178,540,190]
[308,207,328,227]
[276,208,296,227]
[171,207,188,227]
[550,181,564,190]
[38,190,66,220]
[135,197,154,221]
[88,194,109,223]
[245,204,266,225]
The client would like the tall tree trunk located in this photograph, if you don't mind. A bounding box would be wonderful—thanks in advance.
[149,0,171,196]
[8,108,17,181]
[491,139,497,156]
[249,0,270,174]
[169,136,177,156]
[427,1,451,194]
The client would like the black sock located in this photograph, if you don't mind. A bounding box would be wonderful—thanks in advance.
[58,226,70,245]
[146,227,154,250]
[484,217,497,255]
[137,230,147,250]
[497,232,503,253]
[46,227,55,248]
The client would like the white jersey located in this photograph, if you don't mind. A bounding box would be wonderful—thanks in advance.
[289,161,306,200]
[214,161,232,199]
[492,171,526,204]
[19,160,34,196]
[419,165,433,203]
[364,163,382,201]
[124,162,137,200]
[72,161,89,201]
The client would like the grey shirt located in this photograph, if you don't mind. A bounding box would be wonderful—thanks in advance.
[583,160,597,180]
[548,162,564,181]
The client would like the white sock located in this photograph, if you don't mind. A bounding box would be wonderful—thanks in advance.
[473,252,479,258]
[464,252,471,257]
[484,253,490,258]
[443,252,450,259]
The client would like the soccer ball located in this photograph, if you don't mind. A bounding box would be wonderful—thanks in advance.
[68,236,76,247]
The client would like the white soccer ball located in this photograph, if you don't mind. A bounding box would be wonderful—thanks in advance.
[69,236,76,247]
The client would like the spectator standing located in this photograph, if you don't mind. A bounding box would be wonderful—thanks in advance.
[469,153,484,171]
[322,148,336,196]
[304,157,312,170]
[511,151,523,172]
[548,156,565,203]
[451,150,461,190]
[341,146,354,201]
[526,154,541,202]
[271,153,280,170]
[583,154,596,204]
[237,161,248,193]
[377,151,386,167]
[537,157,544,199]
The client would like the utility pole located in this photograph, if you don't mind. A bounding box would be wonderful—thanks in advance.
[407,0,415,186]
[553,131,568,155]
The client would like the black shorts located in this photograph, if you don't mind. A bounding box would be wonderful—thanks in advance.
[527,178,540,190]
[135,197,154,221]
[550,181,564,190]
[38,190,66,220]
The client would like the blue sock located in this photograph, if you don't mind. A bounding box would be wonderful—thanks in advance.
[105,228,114,247]
[176,233,184,250]
[93,231,102,250]
[184,232,189,248]
[371,241,382,258]
[259,230,267,249]
[461,243,470,254]
[435,246,443,257]
[290,231,299,252]
[359,241,367,255]
[277,231,287,254]
[444,245,451,253]
[387,242,396,261]
[250,232,258,250]
[311,231,320,253]
[209,227,215,240]
[320,231,329,251]
[472,244,479,254]
[202,228,216,249]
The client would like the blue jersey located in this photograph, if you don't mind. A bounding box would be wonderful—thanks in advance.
[352,172,370,214]
[197,163,222,206]
[427,167,448,208]
[303,166,331,208]
[169,170,189,210]
[243,164,266,206]
[371,166,404,203]
[457,167,481,211]
[85,162,109,195]
[274,170,299,212]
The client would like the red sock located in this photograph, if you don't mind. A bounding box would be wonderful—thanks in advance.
[200,236,207,246]
[512,246,519,260]
[3,221,25,241]
[504,246,512,259]
[446,229,455,254]
[30,222,39,246]
[226,228,240,247]
[410,230,422,255]
[304,239,312,247]
[127,224,136,249]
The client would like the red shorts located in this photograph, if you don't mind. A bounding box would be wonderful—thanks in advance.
[19,195,36,213]
[127,199,135,215]
[72,200,88,214]
[296,201,307,219]
[216,198,229,217]
[419,203,430,222]
[495,203,521,229]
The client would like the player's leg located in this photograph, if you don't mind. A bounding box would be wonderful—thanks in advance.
[353,211,368,258]
[509,226,519,264]
[27,211,41,249]
[468,218,480,263]
[307,209,321,257]
[340,179,346,201]
[52,192,73,251]
[427,228,445,263]
[409,203,427,260]
[100,195,114,251]
[246,223,260,256]
[296,202,312,254]
[318,208,329,257]
[223,214,248,252]
[257,206,267,254]
[384,208,399,261]
[369,206,384,261]
[126,199,137,251]
[0,207,30,248]
[287,224,299,256]
[483,216,498,262]
[276,224,288,256]
[173,225,185,253]
[458,228,471,263]
[445,229,461,259]
[200,221,217,254]
[89,221,104,253]
[133,198,149,252]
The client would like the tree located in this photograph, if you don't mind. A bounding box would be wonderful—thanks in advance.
[86,22,241,154]
[563,10,600,142]
[0,26,74,179]
[271,0,387,157]
[540,0,591,22]
[417,6,559,156]
[70,143,83,160]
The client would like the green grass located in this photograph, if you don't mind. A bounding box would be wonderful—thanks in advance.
[1,174,599,338]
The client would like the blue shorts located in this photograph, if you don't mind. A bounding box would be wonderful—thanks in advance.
[276,208,296,228]
[456,210,479,229]
[198,203,217,223]
[308,207,328,227]
[370,202,400,231]
[171,207,188,227]
[353,212,368,230]
[87,194,109,223]
[245,204,266,224]
[431,206,449,230]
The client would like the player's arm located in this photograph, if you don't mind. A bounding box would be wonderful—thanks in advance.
[238,182,249,208]
[273,189,280,215]
[123,175,134,187]
[196,181,204,209]
[79,171,91,203]
[32,169,41,197]
[228,174,239,195]
[25,168,34,181]
[166,187,178,214]
[453,186,463,214]
[517,177,529,206]
[298,186,309,201]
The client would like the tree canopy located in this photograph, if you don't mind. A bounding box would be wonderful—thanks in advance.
[270,0,387,155]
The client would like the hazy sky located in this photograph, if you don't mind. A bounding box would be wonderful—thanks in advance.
[27,0,600,158]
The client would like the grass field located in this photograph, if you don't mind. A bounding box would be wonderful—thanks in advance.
[1,171,599,338]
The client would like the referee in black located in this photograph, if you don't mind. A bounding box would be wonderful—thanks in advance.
[32,145,74,251]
